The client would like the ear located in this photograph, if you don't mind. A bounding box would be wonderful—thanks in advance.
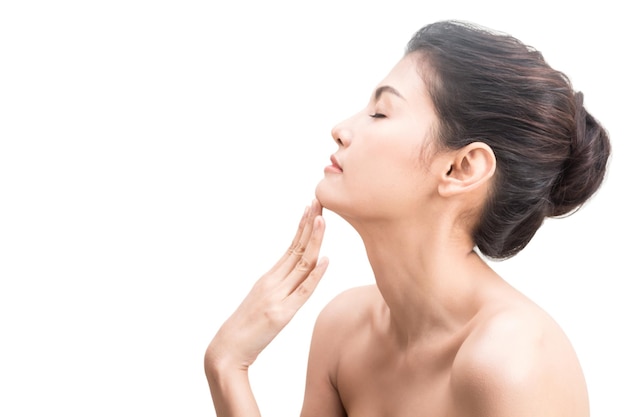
[438,142,496,197]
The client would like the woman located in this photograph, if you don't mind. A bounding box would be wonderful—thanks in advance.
[204,20,610,416]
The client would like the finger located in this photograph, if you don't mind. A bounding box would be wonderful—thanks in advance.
[292,199,321,254]
[283,215,326,293]
[313,196,325,211]
[272,201,320,277]
[283,256,329,312]
[310,198,322,218]
[266,205,310,275]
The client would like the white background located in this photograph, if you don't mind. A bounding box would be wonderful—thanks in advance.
[1,1,624,416]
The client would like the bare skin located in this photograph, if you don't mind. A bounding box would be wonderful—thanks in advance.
[205,200,329,417]
[205,54,590,417]
[301,280,588,417]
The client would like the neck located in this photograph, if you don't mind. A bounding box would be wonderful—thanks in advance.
[351,216,498,348]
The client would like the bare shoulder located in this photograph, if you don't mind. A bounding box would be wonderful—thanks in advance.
[314,284,380,332]
[300,285,379,417]
[450,300,589,417]
[309,284,381,354]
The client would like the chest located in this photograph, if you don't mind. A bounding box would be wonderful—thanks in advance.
[335,338,459,417]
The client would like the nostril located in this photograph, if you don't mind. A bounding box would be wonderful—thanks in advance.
[331,123,350,147]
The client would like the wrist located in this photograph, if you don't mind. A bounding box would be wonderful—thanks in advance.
[204,343,249,378]
[204,344,261,417]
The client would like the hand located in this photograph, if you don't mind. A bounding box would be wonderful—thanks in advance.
[205,199,329,372]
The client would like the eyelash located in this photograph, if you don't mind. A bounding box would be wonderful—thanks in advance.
[369,113,386,119]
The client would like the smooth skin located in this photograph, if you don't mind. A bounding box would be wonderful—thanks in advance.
[205,200,328,417]
[205,54,589,417]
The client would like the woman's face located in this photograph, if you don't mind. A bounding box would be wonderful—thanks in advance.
[315,54,443,222]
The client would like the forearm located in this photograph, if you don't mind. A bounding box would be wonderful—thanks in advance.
[205,353,262,417]
[203,201,327,416]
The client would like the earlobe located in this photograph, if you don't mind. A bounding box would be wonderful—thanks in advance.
[438,142,496,197]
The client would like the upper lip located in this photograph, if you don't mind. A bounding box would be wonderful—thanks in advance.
[330,155,343,171]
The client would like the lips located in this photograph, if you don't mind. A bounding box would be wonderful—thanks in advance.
[330,155,343,172]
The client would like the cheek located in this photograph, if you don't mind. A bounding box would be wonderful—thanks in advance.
[341,154,418,217]
[354,141,418,186]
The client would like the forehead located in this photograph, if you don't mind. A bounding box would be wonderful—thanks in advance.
[377,55,429,98]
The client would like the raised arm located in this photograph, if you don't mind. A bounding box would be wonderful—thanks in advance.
[205,200,329,417]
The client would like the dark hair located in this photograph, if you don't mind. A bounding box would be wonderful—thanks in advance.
[406,20,611,259]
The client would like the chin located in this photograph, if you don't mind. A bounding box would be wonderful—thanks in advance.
[314,180,331,209]
[315,180,342,212]
[315,180,356,221]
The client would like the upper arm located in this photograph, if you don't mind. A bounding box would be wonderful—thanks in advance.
[450,310,589,417]
[300,289,364,417]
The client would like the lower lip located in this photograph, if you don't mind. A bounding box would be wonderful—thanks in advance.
[324,165,343,174]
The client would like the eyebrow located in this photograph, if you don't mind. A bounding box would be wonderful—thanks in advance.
[374,85,405,101]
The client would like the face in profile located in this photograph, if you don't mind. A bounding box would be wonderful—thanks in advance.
[315,55,444,223]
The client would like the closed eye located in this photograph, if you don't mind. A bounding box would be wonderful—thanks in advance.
[369,113,386,119]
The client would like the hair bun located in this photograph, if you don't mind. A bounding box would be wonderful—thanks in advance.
[549,92,611,216]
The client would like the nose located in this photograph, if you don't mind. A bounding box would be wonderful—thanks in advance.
[331,118,353,147]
